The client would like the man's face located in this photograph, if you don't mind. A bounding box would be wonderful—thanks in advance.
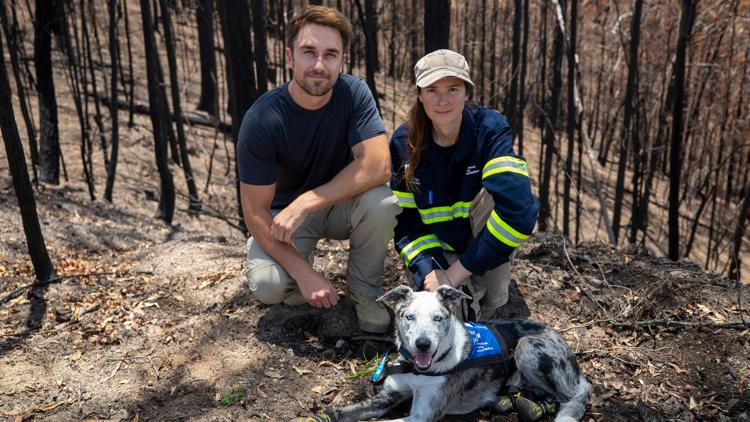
[287,23,344,97]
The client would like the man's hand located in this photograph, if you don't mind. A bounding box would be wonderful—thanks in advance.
[424,269,453,292]
[297,271,339,308]
[272,195,312,244]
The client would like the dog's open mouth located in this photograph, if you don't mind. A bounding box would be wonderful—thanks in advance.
[413,352,433,369]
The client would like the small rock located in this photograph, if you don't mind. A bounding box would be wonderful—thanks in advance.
[111,408,129,421]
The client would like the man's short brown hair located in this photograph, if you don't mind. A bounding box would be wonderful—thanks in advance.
[287,5,353,51]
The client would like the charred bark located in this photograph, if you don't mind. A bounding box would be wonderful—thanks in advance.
[140,0,175,224]
[159,0,201,211]
[104,0,119,202]
[668,0,697,260]
[34,0,60,184]
[196,0,217,115]
[424,0,449,53]
[0,29,55,282]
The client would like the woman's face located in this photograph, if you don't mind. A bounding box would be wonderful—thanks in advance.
[418,77,470,128]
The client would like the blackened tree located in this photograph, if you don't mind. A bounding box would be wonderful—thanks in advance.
[613,0,643,244]
[140,0,175,223]
[669,0,697,260]
[219,0,255,229]
[353,0,379,110]
[196,0,217,115]
[424,0,449,53]
[250,0,269,96]
[538,0,565,231]
[105,0,119,201]
[0,2,38,183]
[34,0,60,184]
[0,29,55,282]
[159,0,201,211]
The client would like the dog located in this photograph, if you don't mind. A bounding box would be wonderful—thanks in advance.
[318,285,589,422]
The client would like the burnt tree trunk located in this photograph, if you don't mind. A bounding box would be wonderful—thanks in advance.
[219,0,254,231]
[196,0,217,115]
[0,2,38,183]
[409,0,418,82]
[669,0,697,260]
[0,29,55,282]
[159,0,200,211]
[81,0,109,169]
[61,0,96,200]
[353,0,379,111]
[424,0,449,53]
[140,0,175,224]
[538,0,565,231]
[34,0,60,184]
[517,0,529,155]
[488,0,498,109]
[507,0,522,133]
[613,0,643,244]
[123,0,136,126]
[251,0,269,96]
[105,0,119,201]
[537,0,548,189]
[563,0,577,238]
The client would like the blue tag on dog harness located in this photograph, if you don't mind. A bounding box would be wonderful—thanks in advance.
[372,351,390,383]
[464,321,504,359]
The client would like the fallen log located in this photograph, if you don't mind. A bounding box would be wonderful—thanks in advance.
[93,94,232,133]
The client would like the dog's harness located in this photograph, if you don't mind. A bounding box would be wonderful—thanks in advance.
[372,321,518,384]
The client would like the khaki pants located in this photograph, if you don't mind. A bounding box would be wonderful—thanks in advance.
[245,185,401,304]
[449,189,514,322]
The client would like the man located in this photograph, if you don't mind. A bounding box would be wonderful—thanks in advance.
[237,6,400,334]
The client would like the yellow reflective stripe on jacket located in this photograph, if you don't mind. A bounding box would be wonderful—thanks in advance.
[393,190,417,208]
[486,210,529,248]
[418,201,472,224]
[482,156,529,179]
[400,234,455,266]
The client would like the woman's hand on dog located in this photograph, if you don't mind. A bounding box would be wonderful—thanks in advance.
[298,272,338,308]
[424,269,453,292]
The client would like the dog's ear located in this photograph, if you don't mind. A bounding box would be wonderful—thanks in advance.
[435,285,471,311]
[377,285,413,310]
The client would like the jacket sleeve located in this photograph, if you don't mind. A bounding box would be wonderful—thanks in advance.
[389,136,449,290]
[459,111,540,275]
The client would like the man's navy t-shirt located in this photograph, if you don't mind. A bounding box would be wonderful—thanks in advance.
[237,74,385,209]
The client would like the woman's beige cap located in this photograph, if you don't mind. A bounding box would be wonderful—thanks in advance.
[414,49,474,88]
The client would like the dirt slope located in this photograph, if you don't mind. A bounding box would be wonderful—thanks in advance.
[1,179,748,420]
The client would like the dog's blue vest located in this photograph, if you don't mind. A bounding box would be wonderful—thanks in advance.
[464,321,504,360]
[372,321,517,384]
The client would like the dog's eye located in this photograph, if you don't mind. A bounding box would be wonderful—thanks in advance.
[405,314,415,321]
[433,315,443,322]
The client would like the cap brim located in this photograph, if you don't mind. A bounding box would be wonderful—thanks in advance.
[416,69,474,88]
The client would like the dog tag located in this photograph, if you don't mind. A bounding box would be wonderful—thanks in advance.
[372,351,390,384]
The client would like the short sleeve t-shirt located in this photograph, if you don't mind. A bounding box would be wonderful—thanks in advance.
[237,74,385,209]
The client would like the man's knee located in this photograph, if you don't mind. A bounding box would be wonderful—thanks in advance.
[356,185,401,227]
[245,263,293,305]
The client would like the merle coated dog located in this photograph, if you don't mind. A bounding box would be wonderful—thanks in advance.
[321,285,589,422]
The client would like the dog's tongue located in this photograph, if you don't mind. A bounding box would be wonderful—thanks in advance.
[413,352,432,369]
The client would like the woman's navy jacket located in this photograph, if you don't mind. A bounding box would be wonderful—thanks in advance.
[390,104,540,287]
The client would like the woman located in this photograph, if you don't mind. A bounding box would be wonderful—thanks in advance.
[390,49,540,322]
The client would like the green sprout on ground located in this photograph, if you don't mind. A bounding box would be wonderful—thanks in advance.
[347,352,382,379]
[219,387,247,406]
